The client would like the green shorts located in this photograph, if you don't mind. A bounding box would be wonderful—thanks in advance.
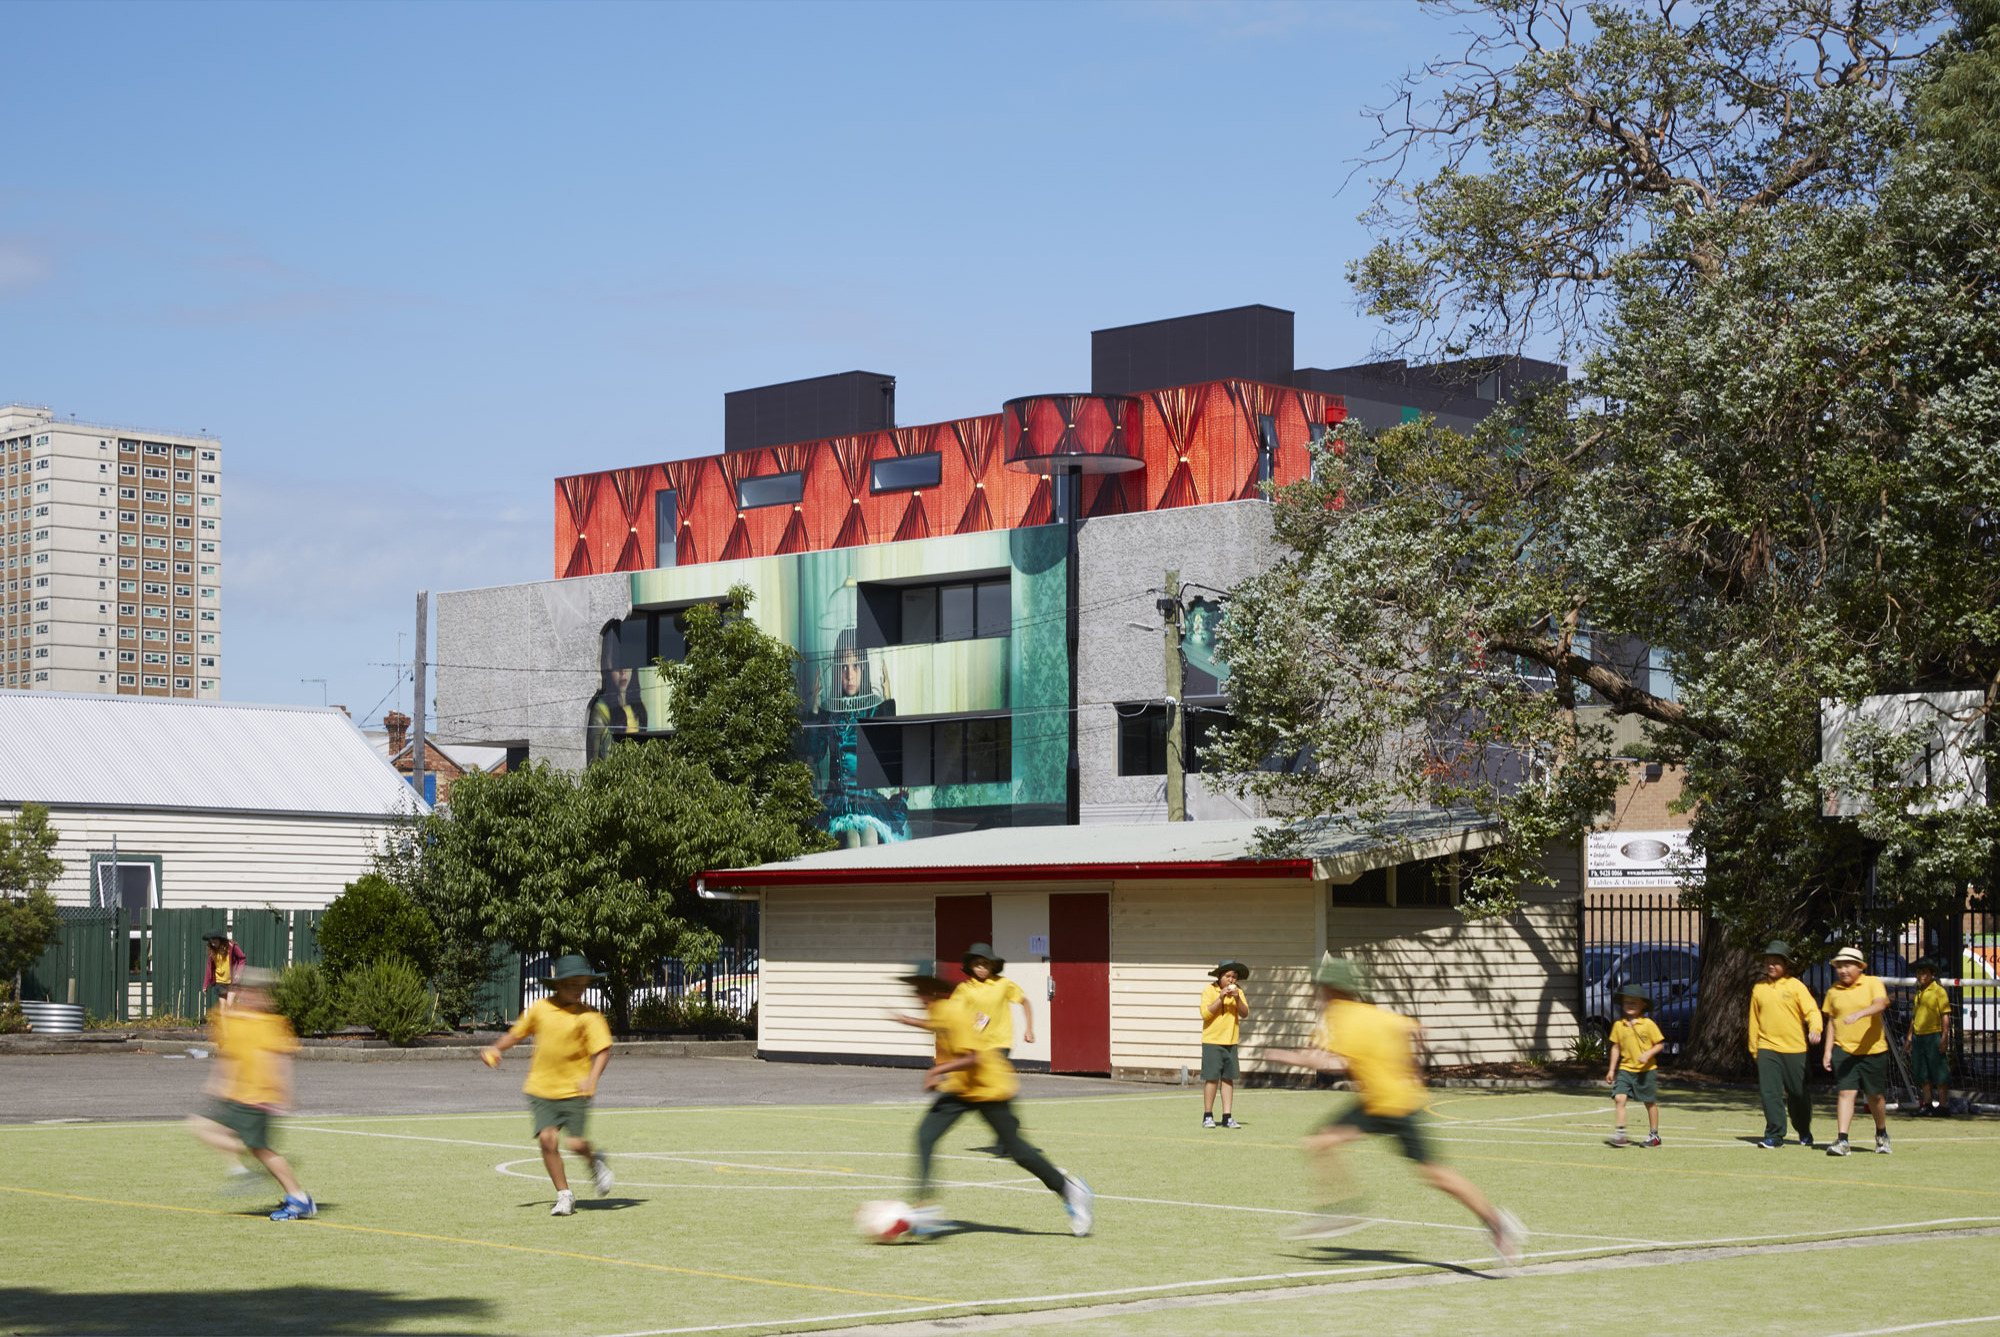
[1612,1068,1659,1103]
[528,1094,591,1139]
[204,1098,274,1151]
[1323,1105,1434,1163]
[1910,1031,1949,1086]
[1201,1043,1240,1083]
[1833,1048,1888,1096]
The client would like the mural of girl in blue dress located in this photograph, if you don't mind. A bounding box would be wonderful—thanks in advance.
[585,618,648,764]
[806,627,909,846]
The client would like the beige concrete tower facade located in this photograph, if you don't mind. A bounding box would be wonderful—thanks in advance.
[2,404,221,699]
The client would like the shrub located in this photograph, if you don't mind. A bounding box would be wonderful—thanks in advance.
[318,874,439,981]
[628,994,753,1038]
[85,1011,200,1031]
[271,962,341,1038]
[1568,1029,1610,1065]
[0,981,27,1035]
[342,955,437,1046]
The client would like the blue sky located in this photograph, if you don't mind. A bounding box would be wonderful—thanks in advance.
[2,0,1461,726]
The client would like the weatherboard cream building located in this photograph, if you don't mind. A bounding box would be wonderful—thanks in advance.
[1,692,424,913]
[702,813,1583,1079]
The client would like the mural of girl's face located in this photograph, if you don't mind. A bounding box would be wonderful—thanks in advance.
[608,665,633,693]
[837,650,864,698]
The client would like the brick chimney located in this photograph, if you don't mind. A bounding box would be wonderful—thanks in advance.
[384,711,410,757]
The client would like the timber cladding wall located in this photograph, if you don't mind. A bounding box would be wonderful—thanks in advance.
[41,808,391,911]
[760,884,942,1063]
[1109,878,1319,1079]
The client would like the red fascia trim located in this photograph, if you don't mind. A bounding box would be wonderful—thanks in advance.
[702,858,1314,888]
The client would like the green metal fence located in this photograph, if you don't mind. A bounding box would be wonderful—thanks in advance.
[291,911,324,967]
[151,907,227,1021]
[231,907,292,978]
[20,908,121,1021]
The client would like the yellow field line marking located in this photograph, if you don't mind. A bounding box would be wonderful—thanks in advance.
[0,1184,948,1303]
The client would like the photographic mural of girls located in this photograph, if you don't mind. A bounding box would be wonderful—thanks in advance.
[806,627,909,847]
[585,618,648,764]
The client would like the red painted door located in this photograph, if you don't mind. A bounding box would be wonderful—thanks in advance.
[934,894,992,986]
[1050,892,1110,1074]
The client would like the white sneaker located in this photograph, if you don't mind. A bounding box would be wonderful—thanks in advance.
[551,1189,576,1217]
[591,1152,614,1196]
[1491,1208,1526,1267]
[1061,1173,1094,1237]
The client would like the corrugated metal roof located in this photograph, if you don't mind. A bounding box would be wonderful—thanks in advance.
[0,692,429,820]
[704,809,1496,885]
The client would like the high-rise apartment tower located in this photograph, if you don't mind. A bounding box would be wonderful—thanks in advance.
[1,404,222,698]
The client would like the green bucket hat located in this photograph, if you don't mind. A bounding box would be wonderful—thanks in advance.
[960,942,1006,975]
[1614,982,1651,1007]
[548,955,602,982]
[1310,953,1369,999]
[897,960,952,993]
[1210,960,1250,982]
[1914,956,1940,974]
[1761,940,1793,961]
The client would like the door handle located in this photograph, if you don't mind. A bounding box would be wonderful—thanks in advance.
[1046,976,1055,1001]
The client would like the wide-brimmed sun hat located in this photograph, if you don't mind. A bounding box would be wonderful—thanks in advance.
[1210,960,1250,981]
[1615,982,1651,1008]
[1831,945,1867,967]
[961,942,1006,974]
[1914,956,1940,974]
[1761,940,1794,961]
[1311,954,1370,999]
[548,955,602,982]
[898,960,952,993]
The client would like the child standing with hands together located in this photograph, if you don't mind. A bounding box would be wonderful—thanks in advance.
[1604,984,1665,1147]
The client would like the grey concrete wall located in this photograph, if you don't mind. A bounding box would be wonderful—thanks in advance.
[1076,500,1282,823]
[434,572,630,771]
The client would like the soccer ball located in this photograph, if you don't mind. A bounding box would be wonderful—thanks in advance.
[854,1200,914,1242]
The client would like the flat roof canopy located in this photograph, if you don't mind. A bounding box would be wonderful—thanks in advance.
[700,809,1498,890]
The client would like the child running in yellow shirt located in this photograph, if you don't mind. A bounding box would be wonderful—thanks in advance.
[185,967,316,1220]
[483,955,615,1216]
[952,942,1033,1058]
[1604,984,1665,1147]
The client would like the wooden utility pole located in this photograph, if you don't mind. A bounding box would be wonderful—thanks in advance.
[411,590,429,806]
[1163,570,1185,822]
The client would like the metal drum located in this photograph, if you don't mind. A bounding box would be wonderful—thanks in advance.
[20,1001,86,1034]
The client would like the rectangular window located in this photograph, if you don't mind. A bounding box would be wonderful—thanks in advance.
[1256,413,1278,487]
[871,577,1010,647]
[890,716,1012,788]
[119,673,135,685]
[119,464,137,477]
[735,471,804,510]
[869,452,942,494]
[654,489,678,569]
[1328,865,1390,907]
[1115,701,1230,776]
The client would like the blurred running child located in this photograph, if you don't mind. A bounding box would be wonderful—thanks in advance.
[186,966,316,1221]
[1199,959,1250,1129]
[1747,939,1821,1149]
[892,961,1092,1237]
[483,955,615,1216]
[953,942,1033,1058]
[1905,956,1952,1117]
[1603,983,1665,1147]
[1821,945,1892,1156]
[1264,955,1525,1266]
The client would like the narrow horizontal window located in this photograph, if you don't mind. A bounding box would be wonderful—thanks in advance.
[736,471,804,510]
[869,453,942,494]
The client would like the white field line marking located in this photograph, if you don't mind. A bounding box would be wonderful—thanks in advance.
[494,1159,1042,1194]
[1822,1318,2000,1337]
[1428,1106,1615,1124]
[598,1223,2000,1337]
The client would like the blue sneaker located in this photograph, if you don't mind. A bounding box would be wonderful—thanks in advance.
[269,1194,316,1221]
[1755,1138,1780,1150]
[904,1206,951,1238]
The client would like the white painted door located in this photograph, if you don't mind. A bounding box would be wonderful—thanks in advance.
[989,892,1051,1065]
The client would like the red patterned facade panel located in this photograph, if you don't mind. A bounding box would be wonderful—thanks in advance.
[552,379,1343,577]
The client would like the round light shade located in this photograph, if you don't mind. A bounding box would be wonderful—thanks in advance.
[1001,394,1143,474]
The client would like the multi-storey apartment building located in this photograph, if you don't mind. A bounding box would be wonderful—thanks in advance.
[1,404,222,698]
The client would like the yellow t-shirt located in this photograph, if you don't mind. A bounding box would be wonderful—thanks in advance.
[1610,1016,1665,1072]
[953,976,1026,1050]
[927,996,1018,1103]
[1317,997,1425,1117]
[1200,984,1244,1045]
[209,1005,298,1108]
[1747,976,1820,1054]
[1912,981,1949,1035]
[509,998,614,1099]
[1823,977,1888,1055]
[211,951,232,986]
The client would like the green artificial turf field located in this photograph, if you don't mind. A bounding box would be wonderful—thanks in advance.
[3,1085,1998,1336]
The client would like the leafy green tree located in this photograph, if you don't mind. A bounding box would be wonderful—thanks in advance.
[0,804,64,999]
[1214,0,1998,1076]
[428,741,825,1034]
[659,585,824,808]
[316,872,440,982]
